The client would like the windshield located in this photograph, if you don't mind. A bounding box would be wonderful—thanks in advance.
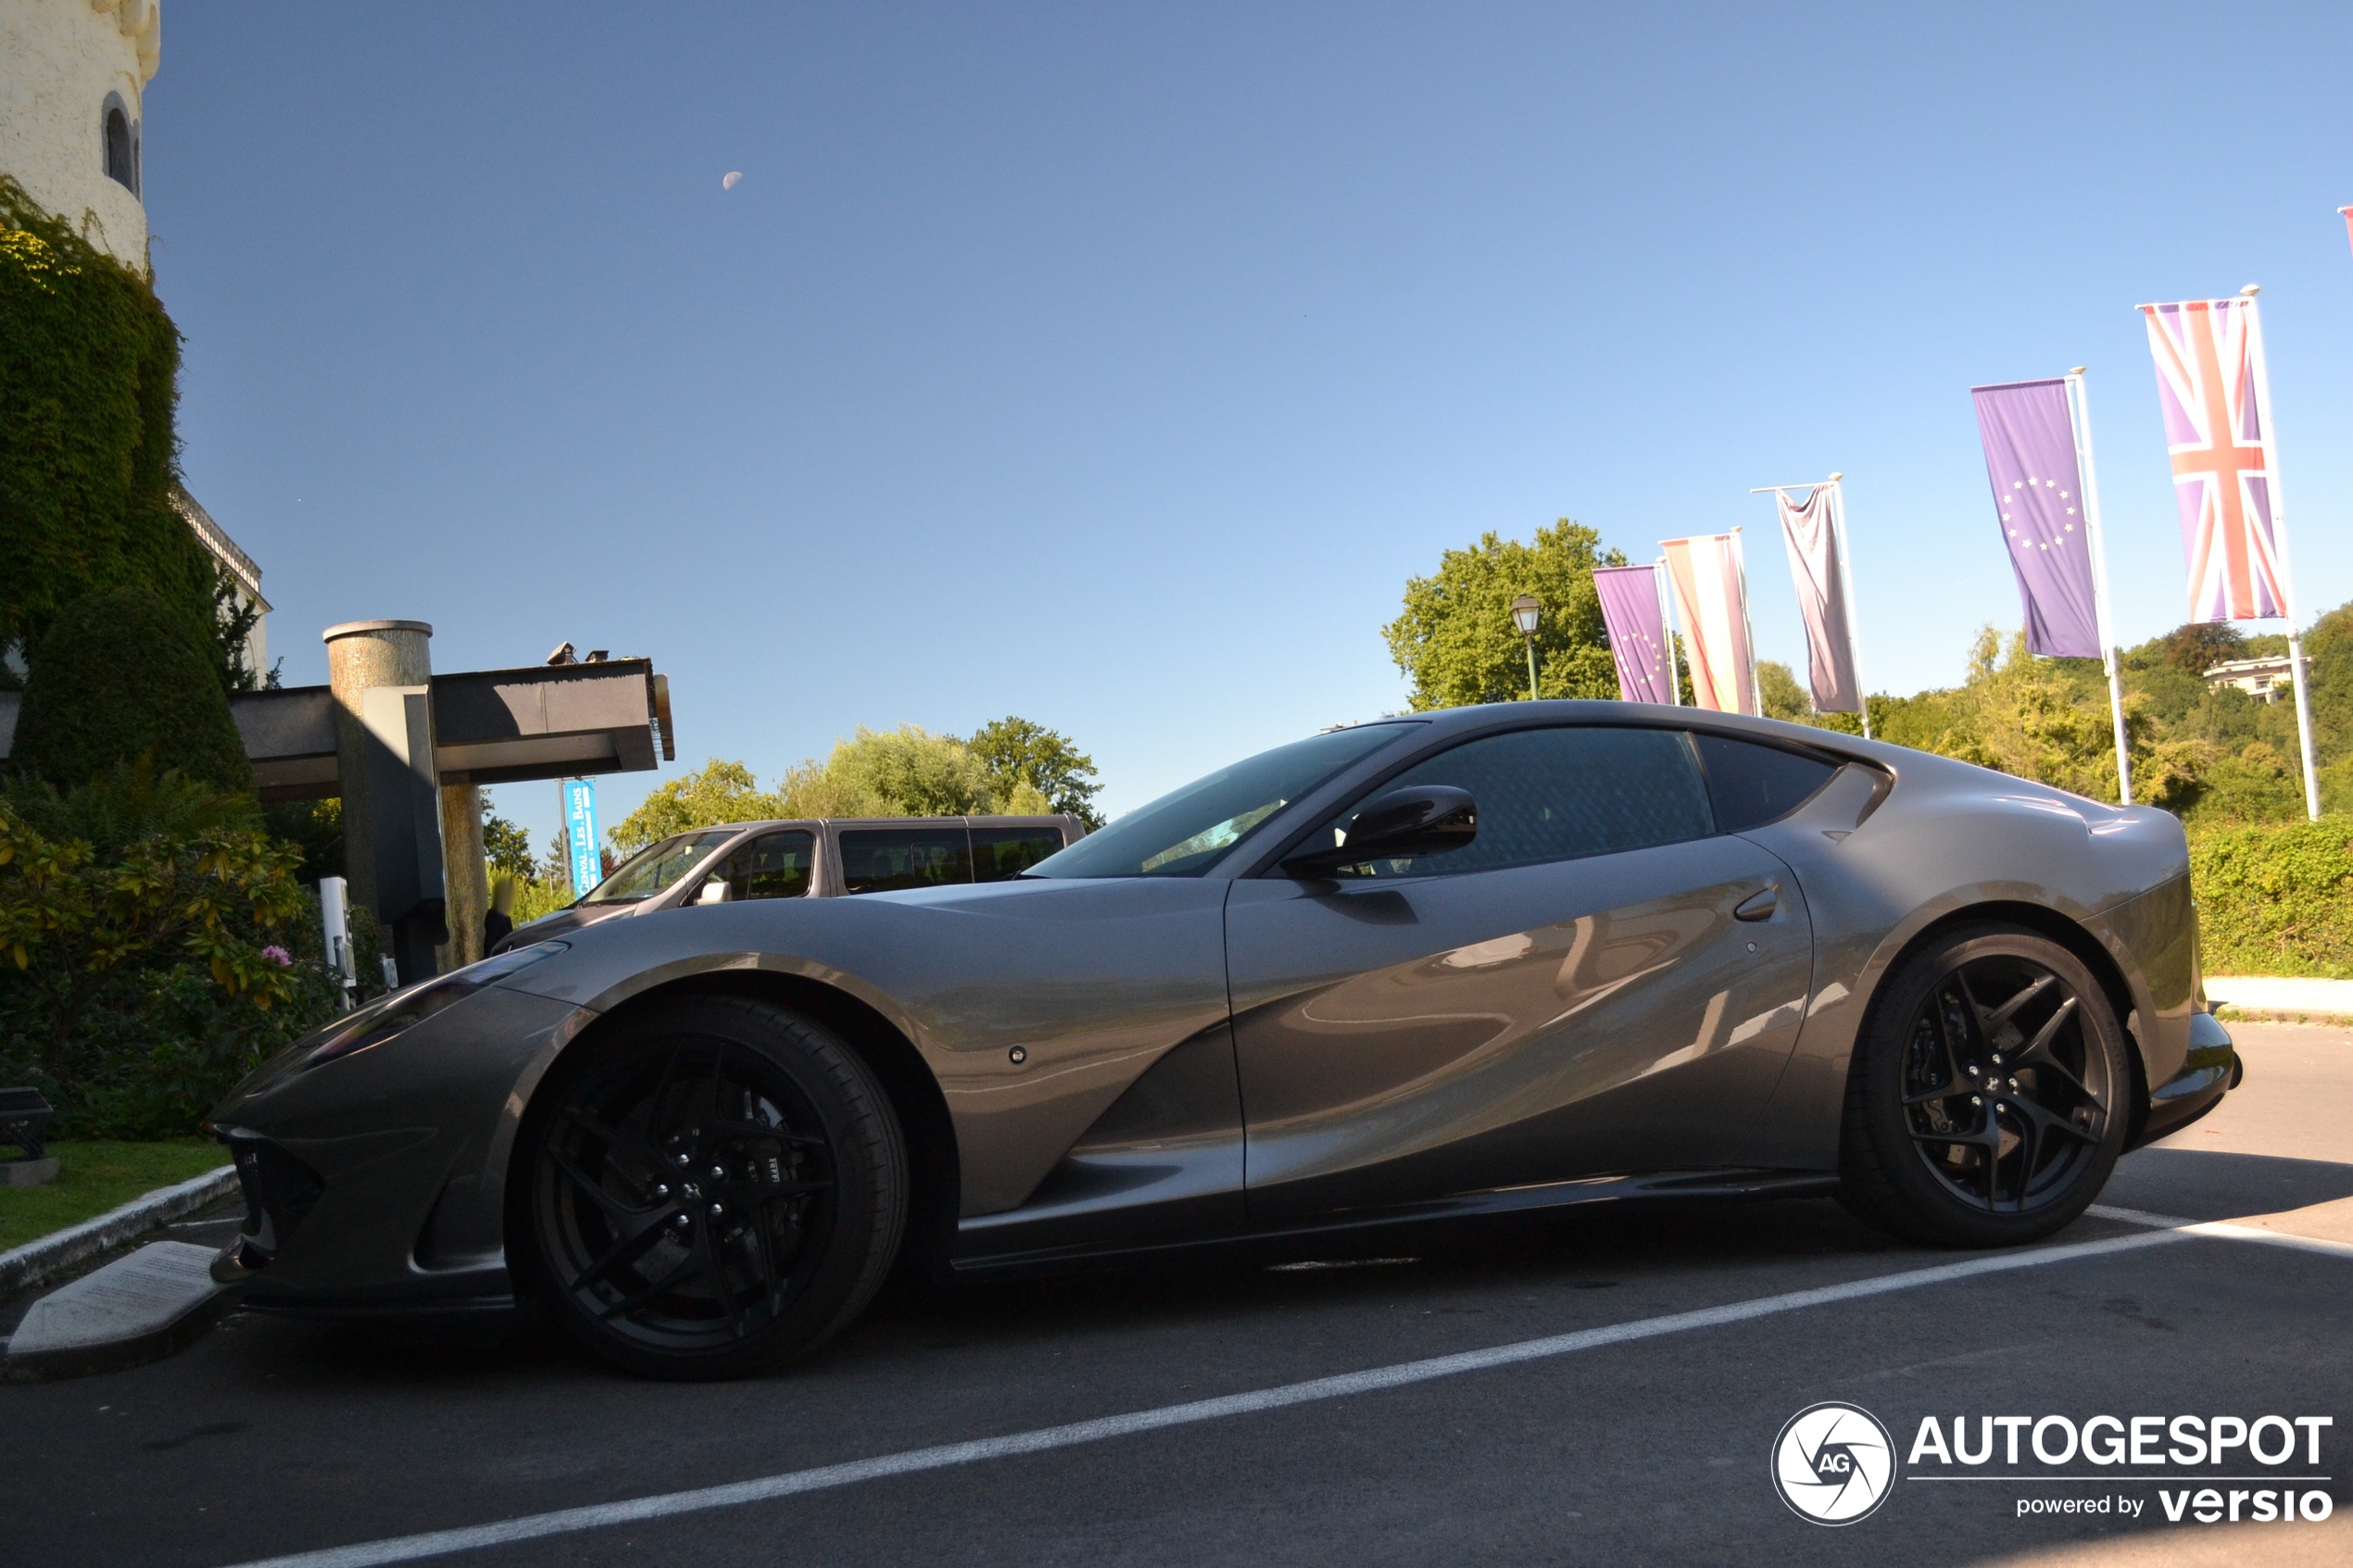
[581,830,736,905]
[1026,723,1419,879]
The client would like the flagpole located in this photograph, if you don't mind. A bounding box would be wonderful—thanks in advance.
[2240,286,2322,822]
[1654,557,1683,706]
[1826,473,1873,739]
[1730,528,1763,717]
[2066,366,2134,808]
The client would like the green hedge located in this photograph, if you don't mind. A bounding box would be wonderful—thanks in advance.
[2188,818,2353,978]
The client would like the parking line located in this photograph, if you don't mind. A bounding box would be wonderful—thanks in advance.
[218,1226,2208,1568]
[2087,1202,2353,1261]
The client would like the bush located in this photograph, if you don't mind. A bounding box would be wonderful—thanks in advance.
[0,760,344,1135]
[9,586,254,794]
[2188,818,2353,978]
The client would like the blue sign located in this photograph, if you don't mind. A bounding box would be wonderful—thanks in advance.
[563,778,601,896]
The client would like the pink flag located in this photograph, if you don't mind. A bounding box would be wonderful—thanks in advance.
[2140,297,2285,622]
[1660,533,1756,716]
[1773,487,1860,713]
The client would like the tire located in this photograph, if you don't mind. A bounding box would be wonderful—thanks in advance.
[519,996,907,1379]
[1839,925,2129,1248]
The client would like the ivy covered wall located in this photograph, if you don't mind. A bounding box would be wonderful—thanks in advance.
[0,174,215,673]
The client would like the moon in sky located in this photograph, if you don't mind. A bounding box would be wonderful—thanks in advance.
[722,170,743,191]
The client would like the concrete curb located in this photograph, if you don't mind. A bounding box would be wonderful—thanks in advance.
[0,1165,238,1298]
[2,1241,243,1383]
[2206,975,2353,1017]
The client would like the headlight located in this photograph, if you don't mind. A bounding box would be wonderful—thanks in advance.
[306,942,568,1068]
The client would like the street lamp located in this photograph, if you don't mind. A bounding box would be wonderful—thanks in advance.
[1509,595,1541,700]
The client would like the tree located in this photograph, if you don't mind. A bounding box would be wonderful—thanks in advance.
[9,587,255,796]
[482,809,535,878]
[1384,521,1624,710]
[787,725,1000,818]
[2160,621,2246,673]
[1757,661,1812,722]
[608,759,786,854]
[965,716,1103,826]
[608,724,1102,856]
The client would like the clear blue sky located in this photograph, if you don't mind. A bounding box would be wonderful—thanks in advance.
[145,3,2353,851]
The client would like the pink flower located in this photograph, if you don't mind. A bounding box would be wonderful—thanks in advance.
[260,945,294,967]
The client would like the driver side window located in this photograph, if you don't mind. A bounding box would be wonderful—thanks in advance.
[1306,725,1714,878]
[707,831,816,901]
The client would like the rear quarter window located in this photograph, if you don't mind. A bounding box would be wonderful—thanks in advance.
[1692,734,1840,832]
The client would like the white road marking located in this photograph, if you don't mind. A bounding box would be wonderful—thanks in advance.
[2087,1202,2353,1261]
[218,1225,2210,1568]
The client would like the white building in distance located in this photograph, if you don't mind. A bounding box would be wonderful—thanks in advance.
[0,0,158,269]
[1,0,270,679]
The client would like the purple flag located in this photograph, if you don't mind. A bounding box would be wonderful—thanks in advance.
[1593,564,1675,704]
[1970,379,2101,659]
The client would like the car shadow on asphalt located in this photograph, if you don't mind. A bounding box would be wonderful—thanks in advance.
[2104,1146,2353,1221]
[209,1145,2350,1392]
[213,1195,1912,1388]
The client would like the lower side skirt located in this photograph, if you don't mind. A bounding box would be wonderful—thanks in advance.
[948,1167,1842,1281]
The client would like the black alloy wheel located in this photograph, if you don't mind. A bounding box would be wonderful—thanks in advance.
[522,996,906,1379]
[1840,926,2129,1248]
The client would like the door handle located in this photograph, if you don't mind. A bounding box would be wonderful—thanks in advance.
[1734,888,1779,922]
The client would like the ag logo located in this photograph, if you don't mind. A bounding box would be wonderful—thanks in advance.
[1771,1402,1896,1524]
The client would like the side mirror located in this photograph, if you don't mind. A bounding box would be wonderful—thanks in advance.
[695,879,730,906]
[1283,785,1477,877]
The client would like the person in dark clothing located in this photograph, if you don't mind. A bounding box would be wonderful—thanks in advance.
[484,874,516,954]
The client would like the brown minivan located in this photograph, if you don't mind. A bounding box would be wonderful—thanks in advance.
[493,814,1087,952]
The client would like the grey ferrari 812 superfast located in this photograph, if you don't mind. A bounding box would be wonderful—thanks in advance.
[207,703,2239,1378]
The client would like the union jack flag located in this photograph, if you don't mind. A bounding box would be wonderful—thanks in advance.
[2140,297,2284,622]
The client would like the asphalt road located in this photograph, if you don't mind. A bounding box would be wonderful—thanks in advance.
[8,1023,2351,1568]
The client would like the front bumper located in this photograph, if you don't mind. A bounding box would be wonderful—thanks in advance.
[2133,1010,2239,1148]
[203,984,590,1312]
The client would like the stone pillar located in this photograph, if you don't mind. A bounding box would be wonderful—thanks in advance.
[436,782,488,972]
[324,621,444,982]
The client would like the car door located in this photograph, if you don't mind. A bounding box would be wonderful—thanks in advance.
[1226,722,1816,1222]
[701,829,817,902]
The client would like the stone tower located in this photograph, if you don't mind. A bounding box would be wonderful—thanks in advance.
[0,0,162,270]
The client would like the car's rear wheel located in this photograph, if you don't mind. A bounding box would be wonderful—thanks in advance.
[520,996,905,1379]
[1839,926,2128,1248]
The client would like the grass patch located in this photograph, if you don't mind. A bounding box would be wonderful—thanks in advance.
[0,1138,228,1252]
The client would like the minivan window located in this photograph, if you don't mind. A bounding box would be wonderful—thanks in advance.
[581,831,735,905]
[707,830,817,901]
[840,827,973,894]
[972,826,1066,883]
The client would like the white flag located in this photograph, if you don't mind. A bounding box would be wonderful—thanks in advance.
[1775,487,1860,713]
[1661,533,1756,716]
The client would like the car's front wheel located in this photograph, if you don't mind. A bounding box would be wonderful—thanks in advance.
[1840,925,2129,1248]
[519,995,906,1379]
